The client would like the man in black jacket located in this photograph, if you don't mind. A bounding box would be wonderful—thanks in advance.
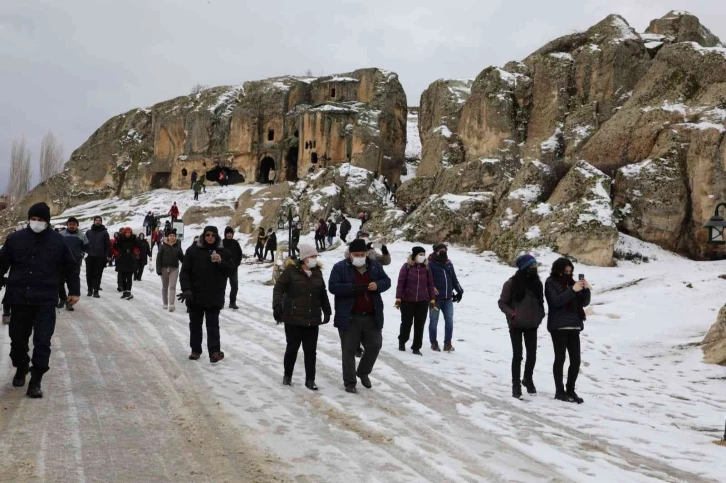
[223,226,242,310]
[84,216,111,298]
[339,215,351,243]
[59,217,88,311]
[0,202,80,398]
[179,226,235,363]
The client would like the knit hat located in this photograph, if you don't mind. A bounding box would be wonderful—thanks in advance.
[28,202,51,223]
[224,226,234,235]
[298,243,317,261]
[203,225,218,236]
[67,216,79,225]
[349,238,368,254]
[412,246,426,257]
[515,253,537,271]
[432,243,447,253]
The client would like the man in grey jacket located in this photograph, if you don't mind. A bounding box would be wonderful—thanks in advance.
[59,217,88,311]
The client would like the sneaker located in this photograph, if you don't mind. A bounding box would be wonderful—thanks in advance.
[555,391,575,403]
[522,378,537,395]
[443,343,455,352]
[345,385,357,394]
[210,351,225,363]
[65,303,74,312]
[282,375,292,386]
[87,289,93,297]
[566,389,584,404]
[168,305,175,313]
[126,293,134,300]
[431,342,441,352]
[412,349,423,356]
[305,380,318,391]
[512,384,523,400]
[189,352,201,361]
[163,304,168,310]
[229,302,239,310]
[356,372,372,389]
[120,292,128,299]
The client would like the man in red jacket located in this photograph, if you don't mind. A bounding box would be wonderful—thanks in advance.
[169,202,180,221]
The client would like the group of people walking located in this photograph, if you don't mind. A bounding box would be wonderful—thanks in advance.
[254,227,277,262]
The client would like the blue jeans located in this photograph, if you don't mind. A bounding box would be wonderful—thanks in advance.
[429,299,454,344]
[327,235,334,246]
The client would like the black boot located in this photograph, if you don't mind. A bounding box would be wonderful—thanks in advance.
[26,370,43,398]
[305,380,318,391]
[93,289,100,298]
[229,302,239,310]
[12,365,28,387]
[282,375,292,386]
[87,289,93,297]
[512,384,523,400]
[554,390,574,402]
[522,378,537,395]
[398,341,406,351]
[566,387,584,404]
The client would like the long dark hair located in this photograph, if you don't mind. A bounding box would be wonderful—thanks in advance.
[550,257,574,279]
[512,269,544,306]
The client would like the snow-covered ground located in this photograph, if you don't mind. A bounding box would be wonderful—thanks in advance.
[8,186,726,481]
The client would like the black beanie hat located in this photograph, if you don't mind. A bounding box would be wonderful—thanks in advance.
[67,216,79,225]
[412,246,425,257]
[432,243,447,253]
[349,238,368,253]
[203,225,219,237]
[28,202,51,223]
[224,226,234,235]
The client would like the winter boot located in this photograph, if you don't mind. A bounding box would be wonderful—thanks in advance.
[282,375,292,386]
[126,293,134,300]
[443,343,455,352]
[12,364,28,387]
[26,370,43,399]
[120,291,128,299]
[356,372,372,389]
[512,384,523,400]
[431,342,441,352]
[522,378,537,395]
[56,301,65,309]
[566,388,584,404]
[93,289,100,298]
[168,305,175,313]
[554,390,574,403]
[210,351,225,363]
[305,380,318,391]
[398,341,406,351]
[87,289,93,297]
[229,302,239,310]
[65,302,74,312]
[188,352,201,361]
[345,385,357,394]
[412,349,423,356]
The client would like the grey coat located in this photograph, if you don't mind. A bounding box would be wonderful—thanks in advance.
[498,277,545,329]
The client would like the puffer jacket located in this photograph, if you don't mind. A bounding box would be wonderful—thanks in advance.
[114,235,140,273]
[179,234,235,309]
[396,256,435,302]
[86,224,111,258]
[428,255,463,301]
[544,276,591,332]
[156,240,184,273]
[272,259,331,326]
[328,257,391,330]
[498,276,545,329]
[60,228,89,263]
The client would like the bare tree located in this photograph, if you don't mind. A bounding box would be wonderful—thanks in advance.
[190,83,208,95]
[304,69,314,77]
[39,131,64,182]
[7,137,32,202]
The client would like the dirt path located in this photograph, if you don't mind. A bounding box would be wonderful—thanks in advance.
[0,289,287,483]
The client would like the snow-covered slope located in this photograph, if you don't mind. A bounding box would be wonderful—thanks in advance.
[44,188,726,481]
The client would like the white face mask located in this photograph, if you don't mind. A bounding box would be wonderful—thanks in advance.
[415,254,426,264]
[29,220,47,233]
[306,258,318,268]
[351,256,366,267]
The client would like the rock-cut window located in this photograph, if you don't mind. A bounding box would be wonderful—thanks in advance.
[181,168,188,177]
[268,129,275,141]
[330,88,336,98]
[311,152,318,164]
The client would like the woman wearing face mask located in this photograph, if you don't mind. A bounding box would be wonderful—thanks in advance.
[498,254,545,399]
[272,244,331,390]
[545,257,591,404]
[395,247,436,355]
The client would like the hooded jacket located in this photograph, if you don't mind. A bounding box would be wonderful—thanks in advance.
[86,223,111,258]
[396,255,436,302]
[179,227,235,309]
[273,259,331,326]
[114,232,140,272]
[328,257,391,330]
[428,254,463,301]
[156,239,184,273]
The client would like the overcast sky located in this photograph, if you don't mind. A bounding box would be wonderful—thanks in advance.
[2,0,725,191]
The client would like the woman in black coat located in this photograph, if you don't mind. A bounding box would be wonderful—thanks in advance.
[272,243,331,391]
[544,257,591,404]
[498,254,545,399]
[134,233,153,281]
[114,227,140,300]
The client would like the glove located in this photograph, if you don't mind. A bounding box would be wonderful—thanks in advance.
[381,245,389,255]
[322,313,331,325]
[177,290,193,304]
[273,306,282,324]
[352,284,368,295]
[394,299,401,310]
[429,299,437,310]
[453,291,463,303]
[157,271,162,276]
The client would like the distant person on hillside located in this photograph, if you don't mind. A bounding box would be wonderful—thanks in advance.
[316,219,328,251]
[59,217,88,311]
[264,228,277,262]
[395,246,436,356]
[498,254,545,400]
[0,202,80,398]
[151,226,163,255]
[254,227,267,262]
[169,202,180,222]
[156,229,184,312]
[163,221,172,238]
[85,216,111,298]
[143,211,155,236]
[198,176,206,193]
[134,233,152,282]
[327,218,337,247]
[218,170,228,187]
[113,227,140,300]
[545,257,591,404]
[358,211,367,228]
[428,244,463,353]
[339,215,351,243]
[273,243,331,390]
[290,223,301,258]
[179,226,235,363]
[193,179,201,201]
[223,226,242,310]
[190,170,198,190]
[390,183,398,202]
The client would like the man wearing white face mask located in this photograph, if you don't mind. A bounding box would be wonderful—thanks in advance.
[0,202,80,398]
[329,239,391,393]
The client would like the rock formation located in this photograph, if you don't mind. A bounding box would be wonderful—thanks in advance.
[703,304,726,365]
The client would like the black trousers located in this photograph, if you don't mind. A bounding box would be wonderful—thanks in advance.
[85,256,105,291]
[254,243,263,261]
[189,306,221,354]
[134,264,146,281]
[398,300,428,351]
[284,324,319,380]
[290,241,299,257]
[228,270,238,303]
[263,247,274,261]
[194,191,199,201]
[338,314,382,387]
[551,330,581,392]
[510,328,538,384]
[340,233,348,243]
[119,271,133,292]
[9,304,56,374]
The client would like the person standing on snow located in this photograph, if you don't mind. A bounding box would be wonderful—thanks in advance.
[113,227,140,300]
[254,227,267,262]
[327,218,337,247]
[498,254,545,400]
[151,226,163,256]
[328,238,391,393]
[545,257,591,404]
[179,226,235,363]
[339,215,351,243]
[169,202,180,222]
[223,226,242,310]
[0,202,80,398]
[193,180,201,201]
[395,246,436,355]
[156,229,184,312]
[108,232,119,267]
[428,243,463,352]
[58,217,88,311]
[134,233,152,281]
[264,228,277,262]
[290,223,301,258]
[273,243,331,390]
[190,170,198,190]
[143,211,155,236]
[85,216,111,298]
